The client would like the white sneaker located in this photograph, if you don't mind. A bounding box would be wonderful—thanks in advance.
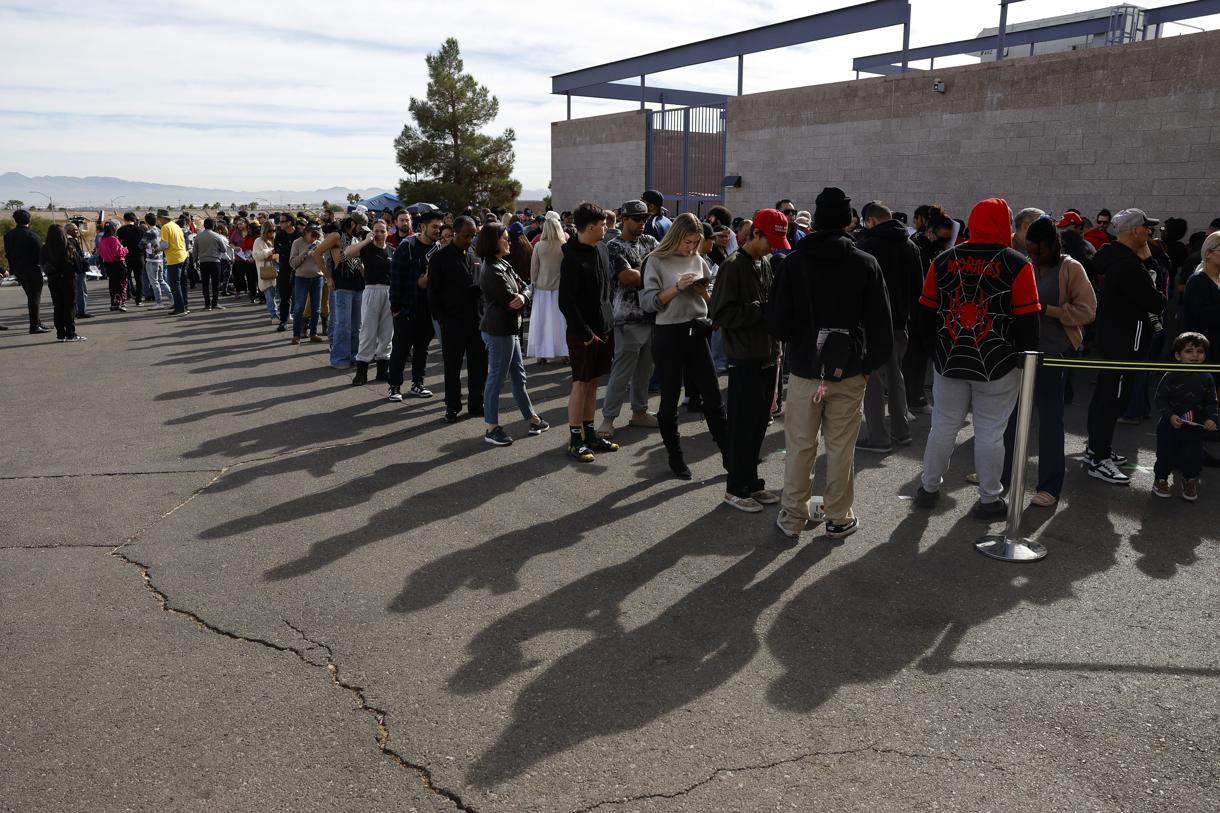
[596,418,615,439]
[1087,458,1130,485]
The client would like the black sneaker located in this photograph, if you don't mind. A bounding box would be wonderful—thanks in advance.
[410,383,433,398]
[586,436,618,452]
[276,322,286,332]
[1085,447,1127,466]
[484,426,513,446]
[1087,457,1130,485]
[971,497,1008,520]
[528,418,550,436]
[444,410,461,424]
[855,438,892,454]
[468,406,484,418]
[825,517,859,539]
[913,486,940,508]
[387,386,403,402]
[568,444,595,462]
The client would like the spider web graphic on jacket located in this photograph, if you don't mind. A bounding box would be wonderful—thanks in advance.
[931,247,1022,381]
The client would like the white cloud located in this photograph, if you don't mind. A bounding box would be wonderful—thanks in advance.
[1,0,1214,192]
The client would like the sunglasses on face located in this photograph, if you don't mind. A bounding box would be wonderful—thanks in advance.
[781,209,796,216]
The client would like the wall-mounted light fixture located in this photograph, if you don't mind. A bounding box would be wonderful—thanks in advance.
[722,175,742,188]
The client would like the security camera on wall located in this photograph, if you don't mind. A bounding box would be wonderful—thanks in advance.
[932,79,946,94]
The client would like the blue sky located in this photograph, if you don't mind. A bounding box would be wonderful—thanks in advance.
[1,0,1215,193]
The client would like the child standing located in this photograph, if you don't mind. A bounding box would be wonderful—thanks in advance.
[1152,332,1219,501]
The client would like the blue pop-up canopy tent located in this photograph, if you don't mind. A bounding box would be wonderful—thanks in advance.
[357,192,401,211]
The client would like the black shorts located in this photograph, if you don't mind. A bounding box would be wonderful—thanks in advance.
[567,332,614,382]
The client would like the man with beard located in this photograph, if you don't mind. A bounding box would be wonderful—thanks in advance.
[388,210,442,400]
[427,216,487,422]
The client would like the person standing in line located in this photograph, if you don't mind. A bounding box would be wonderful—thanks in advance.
[273,214,298,331]
[904,204,955,414]
[1151,332,1218,501]
[526,215,569,364]
[157,209,189,315]
[1084,208,1167,485]
[139,213,168,309]
[1083,209,1115,251]
[288,223,324,345]
[639,213,727,479]
[388,211,442,399]
[428,215,488,423]
[598,200,659,439]
[1001,216,1096,508]
[96,222,129,313]
[477,221,549,446]
[641,190,672,241]
[1011,207,1045,256]
[559,202,620,463]
[854,200,920,453]
[348,218,394,386]
[253,222,280,323]
[319,216,365,369]
[769,188,893,540]
[191,217,233,312]
[39,224,83,341]
[912,198,1041,516]
[4,209,47,333]
[709,208,787,512]
[116,212,146,306]
[65,221,94,319]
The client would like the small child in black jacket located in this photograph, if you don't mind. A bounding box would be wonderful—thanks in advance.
[1153,332,1219,500]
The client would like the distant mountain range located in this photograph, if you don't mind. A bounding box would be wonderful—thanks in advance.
[0,173,392,208]
[0,173,550,209]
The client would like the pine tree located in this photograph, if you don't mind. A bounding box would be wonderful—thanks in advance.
[394,38,521,211]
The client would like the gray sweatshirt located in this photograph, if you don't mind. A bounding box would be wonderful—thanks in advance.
[191,228,232,264]
[639,253,712,325]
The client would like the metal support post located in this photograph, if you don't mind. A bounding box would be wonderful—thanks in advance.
[566,93,571,120]
[680,107,691,214]
[901,18,910,71]
[976,351,1048,563]
[737,54,744,95]
[640,75,646,110]
[996,0,1009,61]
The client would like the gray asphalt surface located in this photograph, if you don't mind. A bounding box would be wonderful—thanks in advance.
[1,282,1217,812]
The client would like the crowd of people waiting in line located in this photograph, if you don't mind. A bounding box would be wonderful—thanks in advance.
[4,188,1219,539]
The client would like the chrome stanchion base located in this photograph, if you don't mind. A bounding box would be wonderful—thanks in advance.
[975,534,1048,563]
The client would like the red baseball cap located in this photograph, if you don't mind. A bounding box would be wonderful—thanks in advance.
[752,208,791,250]
[1056,211,1083,228]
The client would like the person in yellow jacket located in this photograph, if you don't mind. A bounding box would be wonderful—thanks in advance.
[156,209,189,314]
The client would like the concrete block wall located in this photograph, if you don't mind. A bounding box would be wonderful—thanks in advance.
[551,110,647,213]
[725,30,1220,229]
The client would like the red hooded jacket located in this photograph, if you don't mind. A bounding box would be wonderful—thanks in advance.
[916,198,1041,381]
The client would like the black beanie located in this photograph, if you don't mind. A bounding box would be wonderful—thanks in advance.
[814,187,852,230]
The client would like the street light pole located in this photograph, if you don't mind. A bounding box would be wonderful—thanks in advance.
[29,190,53,218]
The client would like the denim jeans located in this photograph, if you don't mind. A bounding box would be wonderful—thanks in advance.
[145,260,172,305]
[329,288,363,368]
[263,285,278,320]
[292,276,324,337]
[482,332,535,427]
[75,271,89,316]
[167,262,188,312]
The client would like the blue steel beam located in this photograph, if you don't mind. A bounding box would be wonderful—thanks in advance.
[569,82,729,107]
[552,0,910,94]
[854,16,1113,73]
[1144,0,1220,25]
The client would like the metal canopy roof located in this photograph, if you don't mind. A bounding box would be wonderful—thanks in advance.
[554,0,1220,114]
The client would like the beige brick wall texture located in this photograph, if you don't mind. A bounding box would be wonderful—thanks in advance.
[551,110,647,213]
[551,30,1220,231]
[725,29,1220,228]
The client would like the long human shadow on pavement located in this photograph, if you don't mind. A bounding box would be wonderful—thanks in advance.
[464,511,830,788]
[764,491,1127,715]
[261,437,596,583]
[388,478,700,618]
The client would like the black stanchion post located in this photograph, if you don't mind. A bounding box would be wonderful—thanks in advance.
[976,350,1048,563]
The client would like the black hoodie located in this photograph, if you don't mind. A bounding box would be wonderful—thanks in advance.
[855,219,921,330]
[558,238,614,341]
[767,230,893,380]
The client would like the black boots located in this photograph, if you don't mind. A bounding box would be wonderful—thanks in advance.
[658,416,690,479]
[352,361,369,386]
[374,360,389,382]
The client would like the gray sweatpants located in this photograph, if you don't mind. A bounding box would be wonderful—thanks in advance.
[862,328,909,445]
[601,321,653,419]
[920,369,1020,503]
[357,284,393,362]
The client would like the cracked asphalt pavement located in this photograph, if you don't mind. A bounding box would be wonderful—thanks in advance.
[1,286,1217,812]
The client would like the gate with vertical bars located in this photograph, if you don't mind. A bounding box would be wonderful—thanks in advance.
[645,104,727,217]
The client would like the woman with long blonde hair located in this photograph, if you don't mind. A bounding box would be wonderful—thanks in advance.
[639,212,727,479]
[526,216,569,362]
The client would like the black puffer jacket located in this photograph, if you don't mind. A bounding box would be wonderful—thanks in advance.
[855,219,921,330]
[767,230,893,380]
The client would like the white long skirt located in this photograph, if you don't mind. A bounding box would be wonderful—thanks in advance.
[526,288,569,360]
